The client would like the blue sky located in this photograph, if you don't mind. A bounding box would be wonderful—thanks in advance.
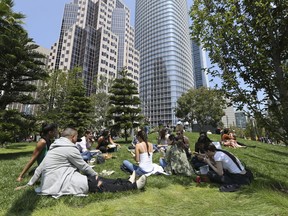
[13,0,193,49]
[13,0,219,86]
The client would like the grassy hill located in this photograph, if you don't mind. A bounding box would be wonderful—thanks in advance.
[1,132,288,216]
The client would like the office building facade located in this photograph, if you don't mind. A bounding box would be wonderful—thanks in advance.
[48,0,139,95]
[135,0,195,126]
[191,41,209,88]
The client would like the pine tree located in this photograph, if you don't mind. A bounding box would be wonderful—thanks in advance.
[107,69,143,141]
[0,1,48,110]
[60,69,94,136]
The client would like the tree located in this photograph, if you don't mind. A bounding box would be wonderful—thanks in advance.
[0,0,48,110]
[58,69,94,135]
[107,69,143,141]
[175,87,226,131]
[37,69,69,124]
[0,110,37,144]
[191,1,288,144]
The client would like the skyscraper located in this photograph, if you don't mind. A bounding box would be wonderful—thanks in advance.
[191,41,209,88]
[48,0,139,95]
[112,0,140,83]
[135,0,194,126]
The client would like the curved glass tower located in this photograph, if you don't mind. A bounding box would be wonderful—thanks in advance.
[135,0,194,126]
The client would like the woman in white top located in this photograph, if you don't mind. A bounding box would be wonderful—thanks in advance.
[203,143,253,187]
[123,130,154,176]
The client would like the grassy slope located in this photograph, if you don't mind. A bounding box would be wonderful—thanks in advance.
[0,133,288,216]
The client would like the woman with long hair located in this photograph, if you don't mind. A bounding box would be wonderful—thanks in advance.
[17,123,58,182]
[160,134,193,176]
[122,130,154,176]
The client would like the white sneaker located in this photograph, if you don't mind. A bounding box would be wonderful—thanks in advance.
[129,171,136,183]
[136,175,147,189]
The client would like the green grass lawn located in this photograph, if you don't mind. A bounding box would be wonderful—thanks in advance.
[1,132,288,216]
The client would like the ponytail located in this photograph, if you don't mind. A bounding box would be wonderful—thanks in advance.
[137,130,150,156]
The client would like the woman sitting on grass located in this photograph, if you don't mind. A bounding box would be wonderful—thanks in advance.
[203,143,253,192]
[16,123,58,182]
[96,129,119,153]
[159,134,193,176]
[122,130,154,176]
[221,128,246,148]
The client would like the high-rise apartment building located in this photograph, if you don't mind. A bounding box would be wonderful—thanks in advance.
[135,0,195,126]
[48,0,139,95]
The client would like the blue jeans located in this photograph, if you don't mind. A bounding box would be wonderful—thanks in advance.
[122,160,148,176]
[81,151,92,162]
[159,158,167,168]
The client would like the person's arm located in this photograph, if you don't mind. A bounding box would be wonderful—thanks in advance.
[16,139,46,182]
[108,135,115,144]
[134,143,140,163]
[204,157,223,176]
[15,158,45,190]
[68,148,97,176]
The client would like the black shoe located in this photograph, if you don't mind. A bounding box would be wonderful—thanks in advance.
[219,184,241,192]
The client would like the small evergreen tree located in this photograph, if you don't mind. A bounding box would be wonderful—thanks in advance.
[60,69,94,136]
[107,69,142,141]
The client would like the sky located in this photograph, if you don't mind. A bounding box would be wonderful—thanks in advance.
[13,0,193,49]
[13,0,218,86]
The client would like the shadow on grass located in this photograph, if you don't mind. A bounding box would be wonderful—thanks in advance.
[5,143,35,150]
[246,153,288,167]
[254,144,288,157]
[0,151,32,161]
[5,189,40,216]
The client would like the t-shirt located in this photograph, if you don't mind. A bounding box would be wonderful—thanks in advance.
[213,151,244,174]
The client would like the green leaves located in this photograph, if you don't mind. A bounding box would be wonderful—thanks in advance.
[107,68,143,141]
[190,0,288,143]
[175,87,226,130]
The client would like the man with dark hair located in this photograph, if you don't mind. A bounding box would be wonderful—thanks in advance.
[15,128,146,197]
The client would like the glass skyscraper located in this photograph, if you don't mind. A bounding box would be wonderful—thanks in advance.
[135,0,194,126]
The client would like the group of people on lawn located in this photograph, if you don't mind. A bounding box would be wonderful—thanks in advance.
[15,123,253,196]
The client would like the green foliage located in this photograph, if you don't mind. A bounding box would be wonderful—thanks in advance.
[90,91,110,129]
[0,1,48,110]
[37,68,94,134]
[107,69,143,141]
[37,70,69,124]
[175,87,226,130]
[0,110,37,144]
[190,0,288,144]
[59,69,94,135]
[1,134,288,215]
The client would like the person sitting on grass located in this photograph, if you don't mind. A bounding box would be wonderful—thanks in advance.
[159,134,193,176]
[76,130,95,163]
[157,128,170,150]
[96,129,120,153]
[122,130,154,176]
[203,143,253,192]
[221,128,246,148]
[191,133,213,170]
[16,123,58,182]
[15,128,147,197]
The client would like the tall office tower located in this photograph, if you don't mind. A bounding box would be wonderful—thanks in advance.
[48,0,139,95]
[191,41,209,88]
[112,0,140,83]
[135,0,195,126]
